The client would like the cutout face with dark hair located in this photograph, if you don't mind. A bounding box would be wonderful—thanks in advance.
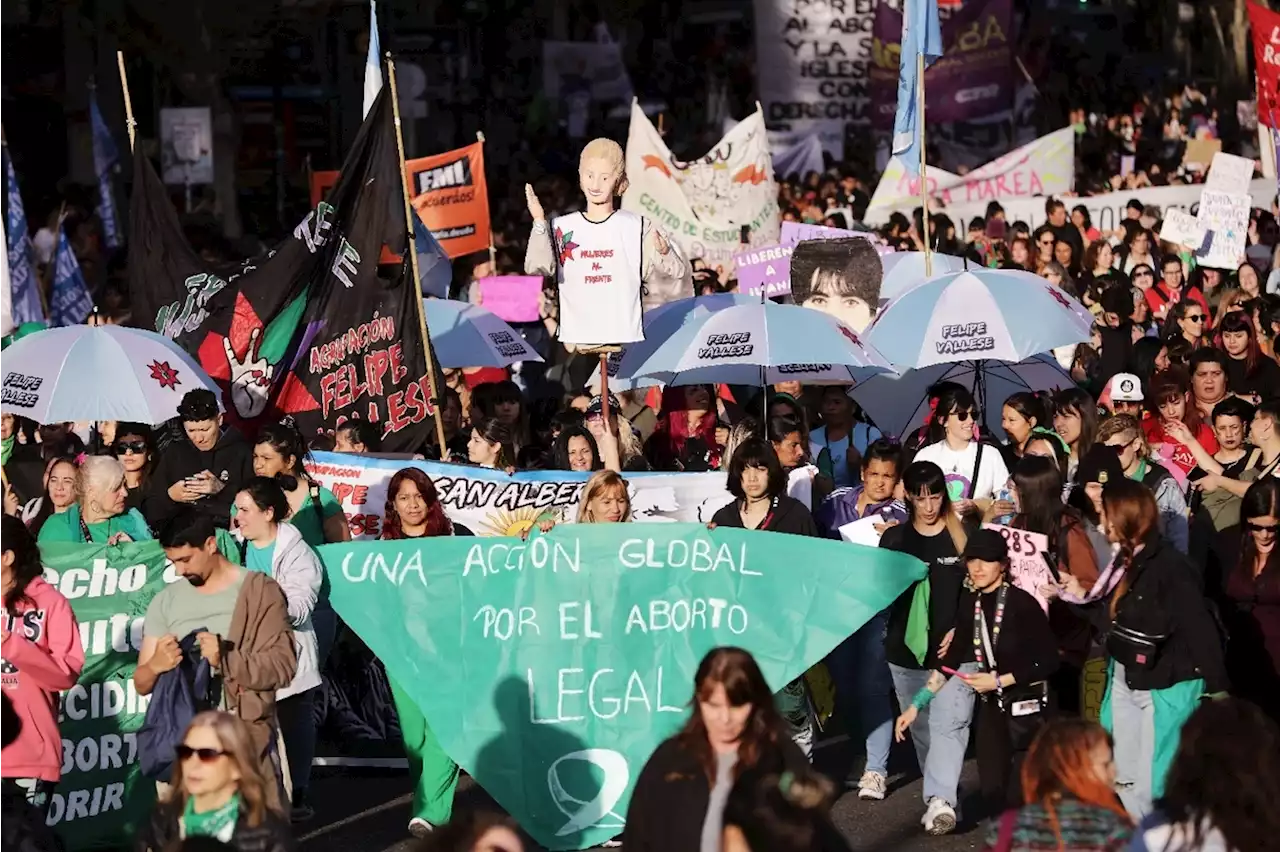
[789,237,883,333]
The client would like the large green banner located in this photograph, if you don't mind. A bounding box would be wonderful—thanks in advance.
[321,523,925,850]
[36,541,173,850]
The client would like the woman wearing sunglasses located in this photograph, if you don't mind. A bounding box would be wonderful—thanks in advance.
[1217,479,1280,722]
[913,386,1009,517]
[1161,301,1206,350]
[137,710,291,850]
[111,422,153,515]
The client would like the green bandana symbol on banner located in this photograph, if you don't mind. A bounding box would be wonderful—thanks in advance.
[320,523,925,849]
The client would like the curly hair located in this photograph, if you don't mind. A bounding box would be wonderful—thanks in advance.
[1158,699,1280,852]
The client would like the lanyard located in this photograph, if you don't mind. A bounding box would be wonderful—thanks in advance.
[742,495,780,531]
[972,582,1009,673]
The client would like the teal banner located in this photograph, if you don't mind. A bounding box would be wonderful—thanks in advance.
[36,541,174,850]
[320,524,925,849]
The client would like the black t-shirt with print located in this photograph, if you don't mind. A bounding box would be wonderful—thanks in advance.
[880,523,967,670]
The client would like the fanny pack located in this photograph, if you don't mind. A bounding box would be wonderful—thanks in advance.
[1106,623,1169,670]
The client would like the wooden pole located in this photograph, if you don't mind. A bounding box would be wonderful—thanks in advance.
[917,53,931,277]
[477,130,496,271]
[599,354,611,426]
[388,54,449,453]
[116,51,136,152]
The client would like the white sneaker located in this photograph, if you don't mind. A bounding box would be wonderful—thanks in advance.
[922,797,956,835]
[857,770,887,801]
[408,818,434,838]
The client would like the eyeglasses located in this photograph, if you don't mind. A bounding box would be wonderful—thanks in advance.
[1039,239,1054,246]
[1246,521,1279,534]
[1133,271,1154,279]
[175,745,228,763]
[1185,314,1205,323]
[115,441,147,454]
[947,410,973,422]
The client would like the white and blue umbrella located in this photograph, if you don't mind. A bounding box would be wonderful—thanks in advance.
[588,293,758,391]
[623,301,896,387]
[878,251,970,301]
[424,299,543,368]
[849,354,1074,441]
[865,269,1092,369]
[0,324,218,424]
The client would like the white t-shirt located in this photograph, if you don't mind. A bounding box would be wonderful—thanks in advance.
[912,440,1009,502]
[552,209,645,346]
[810,423,881,489]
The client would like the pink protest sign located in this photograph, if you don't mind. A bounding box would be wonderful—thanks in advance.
[477,276,543,323]
[984,524,1053,613]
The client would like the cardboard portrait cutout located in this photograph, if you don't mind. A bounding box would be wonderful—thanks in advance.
[789,238,884,333]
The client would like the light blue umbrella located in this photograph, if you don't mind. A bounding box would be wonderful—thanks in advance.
[864,269,1092,369]
[0,324,218,424]
[623,301,895,387]
[588,293,758,391]
[424,299,544,368]
[878,251,970,301]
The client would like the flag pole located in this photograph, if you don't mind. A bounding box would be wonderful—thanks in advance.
[388,54,449,454]
[477,130,496,271]
[116,51,136,152]
[917,52,931,277]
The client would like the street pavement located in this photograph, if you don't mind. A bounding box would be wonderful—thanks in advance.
[298,734,987,852]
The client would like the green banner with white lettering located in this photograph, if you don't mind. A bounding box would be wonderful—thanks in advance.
[320,523,926,850]
[37,541,172,850]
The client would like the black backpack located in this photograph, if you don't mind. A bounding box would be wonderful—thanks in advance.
[136,629,214,780]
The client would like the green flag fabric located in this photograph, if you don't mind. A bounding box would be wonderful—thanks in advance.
[320,523,926,850]
[37,541,173,850]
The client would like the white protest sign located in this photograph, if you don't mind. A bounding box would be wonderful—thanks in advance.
[838,516,884,548]
[752,0,875,156]
[1204,152,1256,194]
[623,101,780,271]
[984,524,1053,613]
[1195,189,1250,269]
[1158,209,1207,251]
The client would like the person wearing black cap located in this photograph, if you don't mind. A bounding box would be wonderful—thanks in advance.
[145,389,255,530]
[584,392,648,472]
[1096,285,1137,389]
[894,528,1059,817]
[1069,442,1130,568]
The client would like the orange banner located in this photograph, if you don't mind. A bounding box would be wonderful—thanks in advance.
[404,141,492,259]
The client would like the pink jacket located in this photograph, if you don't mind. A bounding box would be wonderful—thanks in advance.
[1,577,84,781]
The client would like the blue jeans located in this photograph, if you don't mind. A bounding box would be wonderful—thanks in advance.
[827,612,893,777]
[922,662,978,807]
[889,664,932,778]
[1109,662,1156,819]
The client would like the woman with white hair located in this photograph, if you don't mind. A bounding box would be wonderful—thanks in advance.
[37,454,152,544]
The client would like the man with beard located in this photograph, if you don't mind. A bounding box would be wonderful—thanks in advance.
[134,511,296,807]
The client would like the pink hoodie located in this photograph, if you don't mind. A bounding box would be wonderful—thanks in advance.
[1,577,85,781]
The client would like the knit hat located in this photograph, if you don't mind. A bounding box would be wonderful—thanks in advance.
[1075,443,1126,487]
[963,528,1009,563]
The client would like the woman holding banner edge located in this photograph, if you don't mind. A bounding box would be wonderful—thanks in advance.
[380,467,466,837]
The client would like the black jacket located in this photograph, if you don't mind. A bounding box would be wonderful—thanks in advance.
[1083,534,1229,693]
[3,442,45,508]
[136,802,293,852]
[944,583,1060,689]
[145,427,255,529]
[710,494,819,537]
[624,734,816,852]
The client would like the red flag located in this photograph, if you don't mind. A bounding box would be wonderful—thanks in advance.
[1249,1,1280,127]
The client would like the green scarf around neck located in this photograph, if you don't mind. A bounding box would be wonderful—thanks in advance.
[181,792,240,842]
[1,434,13,468]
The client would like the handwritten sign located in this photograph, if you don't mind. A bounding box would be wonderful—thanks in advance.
[732,243,793,297]
[1195,190,1251,269]
[477,275,544,323]
[1204,151,1255,194]
[984,524,1053,613]
[1159,209,1208,251]
[321,526,926,849]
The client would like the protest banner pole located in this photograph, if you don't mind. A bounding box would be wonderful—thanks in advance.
[116,51,135,152]
[388,54,449,453]
[478,130,496,270]
[917,53,932,276]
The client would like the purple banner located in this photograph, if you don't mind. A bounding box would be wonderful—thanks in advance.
[733,244,792,297]
[870,0,1013,131]
[781,221,895,256]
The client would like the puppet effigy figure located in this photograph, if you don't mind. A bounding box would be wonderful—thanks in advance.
[525,138,685,351]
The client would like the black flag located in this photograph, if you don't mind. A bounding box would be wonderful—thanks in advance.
[128,91,436,451]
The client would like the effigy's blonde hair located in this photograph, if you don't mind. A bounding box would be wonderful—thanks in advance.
[580,138,628,196]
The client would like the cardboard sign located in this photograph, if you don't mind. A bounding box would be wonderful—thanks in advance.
[1182,138,1222,171]
[1159,209,1207,251]
[984,524,1053,613]
[476,275,544,323]
[1204,151,1256,194]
